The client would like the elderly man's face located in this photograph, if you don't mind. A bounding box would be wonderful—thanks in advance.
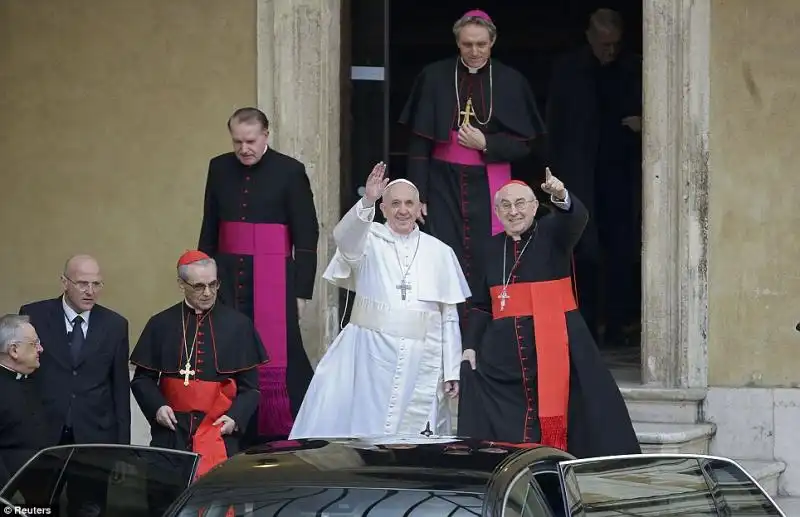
[380,183,421,235]
[8,323,42,374]
[495,184,538,238]
[180,263,219,311]
[230,121,269,166]
[588,27,622,65]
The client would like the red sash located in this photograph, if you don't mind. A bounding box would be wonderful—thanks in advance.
[160,377,236,478]
[489,277,576,451]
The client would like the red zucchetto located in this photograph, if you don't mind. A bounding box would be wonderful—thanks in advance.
[177,250,210,268]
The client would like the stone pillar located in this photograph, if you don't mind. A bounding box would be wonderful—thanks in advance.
[257,0,342,365]
[641,0,710,388]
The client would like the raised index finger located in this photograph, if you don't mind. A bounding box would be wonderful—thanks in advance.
[545,167,553,181]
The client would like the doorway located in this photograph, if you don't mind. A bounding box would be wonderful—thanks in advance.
[345,0,644,380]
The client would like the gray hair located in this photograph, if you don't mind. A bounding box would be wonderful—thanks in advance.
[589,8,624,34]
[178,258,217,281]
[0,314,30,354]
[453,15,497,42]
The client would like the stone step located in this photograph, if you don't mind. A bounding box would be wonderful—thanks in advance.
[777,496,800,516]
[737,459,786,498]
[620,383,707,424]
[634,422,716,454]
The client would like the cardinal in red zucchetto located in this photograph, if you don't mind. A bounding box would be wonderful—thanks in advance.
[129,250,268,509]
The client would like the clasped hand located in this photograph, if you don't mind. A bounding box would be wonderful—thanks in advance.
[457,124,486,150]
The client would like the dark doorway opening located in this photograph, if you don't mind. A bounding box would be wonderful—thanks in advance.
[345,0,643,379]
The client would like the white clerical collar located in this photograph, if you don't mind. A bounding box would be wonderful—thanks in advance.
[385,223,420,241]
[62,296,91,325]
[460,57,488,74]
[0,362,26,380]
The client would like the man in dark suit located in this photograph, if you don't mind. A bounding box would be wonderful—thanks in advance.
[19,254,131,515]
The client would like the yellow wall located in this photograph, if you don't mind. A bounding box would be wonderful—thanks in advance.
[708,0,800,386]
[0,0,257,347]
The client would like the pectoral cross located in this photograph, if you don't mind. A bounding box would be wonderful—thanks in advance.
[498,289,510,312]
[396,279,412,300]
[459,97,475,127]
[179,361,195,386]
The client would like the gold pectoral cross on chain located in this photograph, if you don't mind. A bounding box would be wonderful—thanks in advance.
[459,97,475,127]
[179,360,195,386]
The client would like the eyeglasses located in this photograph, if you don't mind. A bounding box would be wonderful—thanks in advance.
[64,277,104,292]
[182,280,220,293]
[497,199,536,213]
[10,340,42,350]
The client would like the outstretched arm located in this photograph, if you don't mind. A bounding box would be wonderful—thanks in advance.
[541,167,588,250]
[333,162,389,261]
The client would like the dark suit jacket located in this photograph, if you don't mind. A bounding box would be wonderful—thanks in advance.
[19,297,131,445]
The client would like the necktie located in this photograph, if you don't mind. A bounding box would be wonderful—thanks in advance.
[70,315,85,364]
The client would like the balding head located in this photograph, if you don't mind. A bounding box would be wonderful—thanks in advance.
[61,254,103,312]
[494,181,539,239]
[587,8,623,64]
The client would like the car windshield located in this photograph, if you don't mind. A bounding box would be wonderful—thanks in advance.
[173,486,484,516]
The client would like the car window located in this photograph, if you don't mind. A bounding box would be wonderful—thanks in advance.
[172,486,484,516]
[2,445,198,517]
[501,468,556,517]
[562,456,782,516]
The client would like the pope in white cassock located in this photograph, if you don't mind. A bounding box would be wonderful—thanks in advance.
[289,162,471,440]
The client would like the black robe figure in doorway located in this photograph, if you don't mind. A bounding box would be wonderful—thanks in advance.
[547,43,643,345]
[457,191,640,458]
[198,148,319,446]
[399,11,546,325]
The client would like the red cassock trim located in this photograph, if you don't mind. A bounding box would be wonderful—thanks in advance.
[160,377,236,478]
[489,277,576,451]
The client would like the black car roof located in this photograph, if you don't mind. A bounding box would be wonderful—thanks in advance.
[189,438,539,494]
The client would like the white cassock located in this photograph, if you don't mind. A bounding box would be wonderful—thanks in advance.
[289,198,471,440]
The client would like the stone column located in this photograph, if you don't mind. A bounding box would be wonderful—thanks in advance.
[257,0,342,365]
[641,0,710,388]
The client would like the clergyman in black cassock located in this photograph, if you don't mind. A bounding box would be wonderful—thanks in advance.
[0,315,48,490]
[457,174,640,458]
[546,9,643,344]
[198,107,319,445]
[130,251,268,496]
[399,9,546,323]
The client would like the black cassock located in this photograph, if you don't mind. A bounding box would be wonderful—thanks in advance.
[456,194,641,458]
[0,366,48,488]
[399,57,546,322]
[198,149,319,443]
[130,302,267,458]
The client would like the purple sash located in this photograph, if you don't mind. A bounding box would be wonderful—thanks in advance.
[218,221,293,436]
[432,130,510,235]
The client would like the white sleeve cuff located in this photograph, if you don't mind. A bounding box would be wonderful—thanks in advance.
[551,190,571,210]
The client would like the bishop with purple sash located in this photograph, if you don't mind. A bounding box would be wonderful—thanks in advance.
[198,147,319,445]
